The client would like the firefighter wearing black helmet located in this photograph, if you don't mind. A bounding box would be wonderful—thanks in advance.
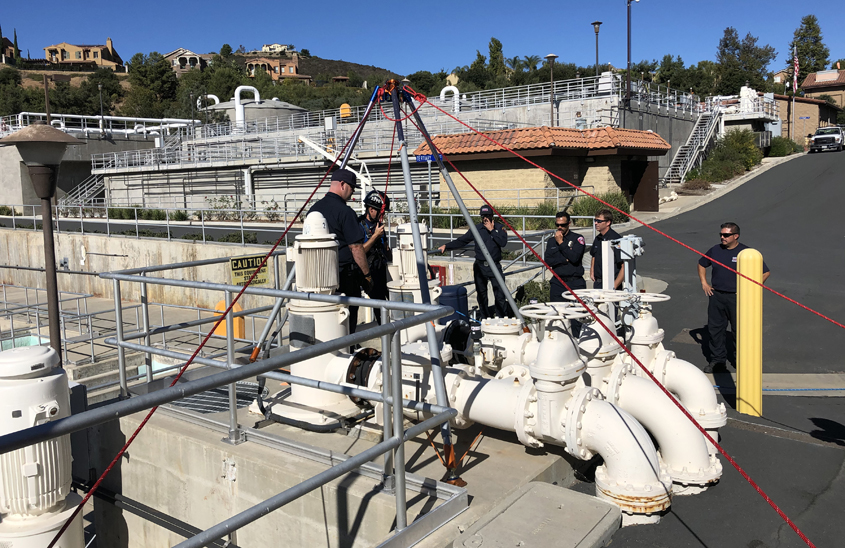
[358,190,393,324]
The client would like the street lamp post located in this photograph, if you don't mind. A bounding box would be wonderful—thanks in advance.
[627,0,639,107]
[97,83,104,137]
[545,53,558,126]
[592,21,602,77]
[190,91,195,139]
[0,123,82,365]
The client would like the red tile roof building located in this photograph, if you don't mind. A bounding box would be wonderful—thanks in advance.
[800,69,845,109]
[413,126,670,212]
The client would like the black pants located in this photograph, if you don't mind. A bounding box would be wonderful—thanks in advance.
[338,264,363,334]
[550,277,587,302]
[707,290,736,364]
[369,264,388,324]
[474,261,508,319]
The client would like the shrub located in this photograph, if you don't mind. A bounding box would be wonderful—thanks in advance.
[0,206,15,216]
[569,192,630,226]
[218,231,258,244]
[699,158,745,182]
[694,129,763,183]
[181,233,213,241]
[514,280,550,307]
[680,179,711,192]
[170,210,190,221]
[767,136,802,157]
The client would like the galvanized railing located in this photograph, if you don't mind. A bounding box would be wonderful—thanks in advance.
[0,252,464,547]
[0,112,199,139]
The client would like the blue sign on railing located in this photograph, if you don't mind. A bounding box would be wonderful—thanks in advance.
[799,116,810,120]
[415,154,442,163]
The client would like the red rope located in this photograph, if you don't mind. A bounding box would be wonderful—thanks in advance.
[412,90,845,332]
[47,114,372,548]
[378,92,424,122]
[405,112,817,548]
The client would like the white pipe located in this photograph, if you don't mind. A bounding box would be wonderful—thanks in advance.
[197,94,220,110]
[662,355,727,453]
[439,86,461,113]
[613,369,720,492]
[449,372,523,431]
[234,86,261,129]
[582,398,672,524]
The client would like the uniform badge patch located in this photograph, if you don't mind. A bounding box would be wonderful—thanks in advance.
[577,236,585,245]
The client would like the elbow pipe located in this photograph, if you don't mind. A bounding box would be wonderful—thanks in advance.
[234,86,261,129]
[439,85,460,112]
[607,364,721,495]
[662,354,727,454]
[197,94,220,110]
[566,387,672,525]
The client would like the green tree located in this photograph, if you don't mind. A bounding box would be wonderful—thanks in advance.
[523,55,541,72]
[488,37,505,78]
[831,59,845,70]
[464,51,488,88]
[122,52,179,117]
[787,15,829,85]
[715,27,776,94]
[656,54,688,88]
[13,28,19,59]
[219,44,233,57]
[300,48,310,58]
[406,70,439,95]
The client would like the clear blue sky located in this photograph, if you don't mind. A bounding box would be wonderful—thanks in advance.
[4,1,844,76]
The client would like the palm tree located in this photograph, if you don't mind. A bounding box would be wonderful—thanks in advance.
[506,56,523,73]
[523,55,541,72]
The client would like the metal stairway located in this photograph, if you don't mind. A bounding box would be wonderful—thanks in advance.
[58,174,105,207]
[661,107,722,186]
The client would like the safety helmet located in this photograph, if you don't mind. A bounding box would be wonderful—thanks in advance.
[364,190,390,212]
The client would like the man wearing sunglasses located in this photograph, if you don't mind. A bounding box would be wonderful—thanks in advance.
[437,205,509,319]
[589,210,624,289]
[544,211,586,302]
[698,222,770,373]
[309,168,372,333]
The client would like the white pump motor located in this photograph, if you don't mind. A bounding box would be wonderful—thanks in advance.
[291,211,339,294]
[0,346,83,548]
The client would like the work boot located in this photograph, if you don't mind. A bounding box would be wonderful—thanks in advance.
[703,361,726,374]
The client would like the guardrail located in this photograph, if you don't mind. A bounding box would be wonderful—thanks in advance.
[0,112,199,139]
[0,192,596,264]
[0,254,463,546]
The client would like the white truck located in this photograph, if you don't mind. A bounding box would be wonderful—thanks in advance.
[809,126,844,153]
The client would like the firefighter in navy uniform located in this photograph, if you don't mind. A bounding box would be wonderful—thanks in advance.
[544,211,586,302]
[437,205,509,319]
[308,168,372,334]
[359,190,393,324]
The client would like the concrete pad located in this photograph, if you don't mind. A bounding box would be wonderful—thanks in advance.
[452,482,620,548]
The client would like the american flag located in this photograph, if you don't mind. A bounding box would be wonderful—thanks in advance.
[793,52,799,91]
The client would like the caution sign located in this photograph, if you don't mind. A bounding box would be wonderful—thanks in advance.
[229,254,270,287]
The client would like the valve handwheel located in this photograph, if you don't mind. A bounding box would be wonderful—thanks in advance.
[630,292,671,303]
[563,289,630,303]
[519,302,592,321]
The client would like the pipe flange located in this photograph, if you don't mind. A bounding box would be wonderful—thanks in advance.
[665,453,723,494]
[446,368,473,429]
[604,362,635,404]
[514,381,541,448]
[693,402,728,430]
[494,364,532,386]
[563,387,604,460]
[594,461,673,517]
[629,328,665,346]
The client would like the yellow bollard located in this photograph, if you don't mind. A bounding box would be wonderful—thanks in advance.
[737,248,763,417]
[212,300,245,339]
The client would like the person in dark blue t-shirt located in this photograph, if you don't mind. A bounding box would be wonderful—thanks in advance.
[697,222,770,373]
[309,168,372,333]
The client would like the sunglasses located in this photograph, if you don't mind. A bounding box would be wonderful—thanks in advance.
[555,222,570,227]
[719,233,736,238]
[594,219,609,223]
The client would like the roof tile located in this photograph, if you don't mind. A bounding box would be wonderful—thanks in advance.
[413,126,670,156]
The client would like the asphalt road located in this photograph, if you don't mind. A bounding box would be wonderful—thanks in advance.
[601,151,845,547]
[630,150,845,375]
